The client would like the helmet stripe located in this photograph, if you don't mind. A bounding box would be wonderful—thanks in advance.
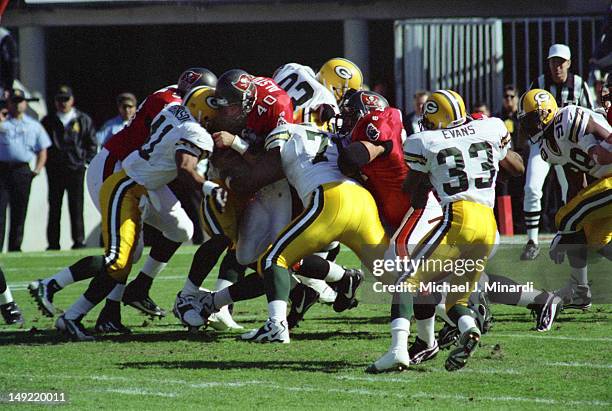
[437,90,461,122]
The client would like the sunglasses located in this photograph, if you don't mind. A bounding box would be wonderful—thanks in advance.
[504,94,516,99]
[9,97,25,103]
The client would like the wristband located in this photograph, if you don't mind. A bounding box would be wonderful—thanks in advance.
[202,180,220,196]
[231,136,250,155]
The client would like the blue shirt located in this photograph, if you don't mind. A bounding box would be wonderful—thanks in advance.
[0,114,52,163]
[96,115,128,146]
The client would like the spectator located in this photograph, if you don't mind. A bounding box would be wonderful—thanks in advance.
[521,44,595,261]
[472,101,491,117]
[96,92,137,146]
[42,85,97,250]
[495,85,526,233]
[0,26,17,97]
[404,90,429,136]
[0,89,51,252]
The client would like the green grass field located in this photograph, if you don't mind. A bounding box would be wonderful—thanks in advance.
[0,245,611,410]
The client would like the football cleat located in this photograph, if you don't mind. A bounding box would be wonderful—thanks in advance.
[561,284,592,310]
[173,292,206,330]
[520,240,540,261]
[471,290,493,334]
[195,288,220,322]
[94,301,131,334]
[332,268,364,313]
[408,337,439,365]
[533,292,562,332]
[208,305,243,331]
[445,327,480,371]
[28,279,59,317]
[437,323,460,350]
[0,301,24,325]
[366,349,410,373]
[56,315,95,342]
[123,291,166,319]
[287,283,320,329]
[239,318,290,343]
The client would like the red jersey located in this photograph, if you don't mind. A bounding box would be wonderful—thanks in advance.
[247,77,294,137]
[607,106,612,127]
[351,107,410,229]
[104,86,182,160]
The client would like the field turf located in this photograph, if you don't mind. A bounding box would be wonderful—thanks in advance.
[0,245,610,410]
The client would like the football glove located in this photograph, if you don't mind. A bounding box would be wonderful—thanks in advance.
[202,181,228,213]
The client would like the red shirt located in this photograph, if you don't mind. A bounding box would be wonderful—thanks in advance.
[351,107,410,229]
[104,86,182,160]
[247,77,294,137]
[607,106,612,127]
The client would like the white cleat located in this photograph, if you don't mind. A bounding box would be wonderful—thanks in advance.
[239,318,290,343]
[173,292,206,330]
[208,305,243,331]
[366,349,410,373]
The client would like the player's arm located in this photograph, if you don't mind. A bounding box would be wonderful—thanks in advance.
[226,148,285,195]
[175,149,205,189]
[337,140,390,176]
[499,149,524,177]
[582,117,612,164]
[401,170,430,208]
[212,131,262,166]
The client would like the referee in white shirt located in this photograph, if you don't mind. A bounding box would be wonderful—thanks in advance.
[521,44,595,260]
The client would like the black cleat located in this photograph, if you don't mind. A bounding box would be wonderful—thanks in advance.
[520,240,540,261]
[1,301,24,325]
[445,327,480,371]
[287,283,320,329]
[95,301,131,334]
[437,323,460,350]
[332,269,364,313]
[28,279,60,317]
[533,292,562,332]
[56,315,95,342]
[123,286,166,318]
[408,337,439,365]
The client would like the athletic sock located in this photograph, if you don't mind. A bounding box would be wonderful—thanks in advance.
[64,295,95,320]
[517,289,544,307]
[215,278,233,291]
[572,266,588,285]
[457,315,478,334]
[182,279,200,296]
[526,227,539,244]
[263,265,291,303]
[45,268,74,288]
[228,273,265,302]
[0,287,14,305]
[141,257,167,280]
[268,300,287,322]
[390,317,410,352]
[324,261,345,283]
[416,316,436,347]
[106,283,125,302]
[214,287,234,308]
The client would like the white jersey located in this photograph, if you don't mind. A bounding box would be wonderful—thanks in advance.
[265,123,353,203]
[404,117,510,208]
[122,104,214,190]
[539,105,612,179]
[273,63,338,124]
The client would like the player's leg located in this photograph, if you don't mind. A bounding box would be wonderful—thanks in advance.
[0,265,23,325]
[522,144,551,260]
[57,171,144,340]
[122,185,192,317]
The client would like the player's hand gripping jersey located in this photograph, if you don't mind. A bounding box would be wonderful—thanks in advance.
[540,105,612,178]
[273,63,338,125]
[122,104,214,190]
[264,123,354,203]
[350,107,409,228]
[404,117,510,209]
[104,86,182,160]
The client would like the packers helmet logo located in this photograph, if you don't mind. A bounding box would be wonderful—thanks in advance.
[424,100,439,114]
[534,91,551,104]
[366,122,380,141]
[334,65,353,80]
[231,74,253,92]
[361,93,384,110]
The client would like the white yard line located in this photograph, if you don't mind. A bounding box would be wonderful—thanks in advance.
[493,333,612,342]
[547,362,612,369]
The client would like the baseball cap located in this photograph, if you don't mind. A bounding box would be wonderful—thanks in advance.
[116,92,137,106]
[55,85,73,99]
[8,88,26,102]
[547,44,571,61]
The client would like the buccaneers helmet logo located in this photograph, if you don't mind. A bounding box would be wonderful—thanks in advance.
[231,74,254,92]
[361,93,383,110]
[179,71,203,89]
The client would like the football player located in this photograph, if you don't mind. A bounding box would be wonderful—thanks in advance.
[518,89,612,309]
[192,122,388,343]
[41,87,219,341]
[369,90,524,372]
[29,68,216,331]
[316,57,364,103]
[0,265,23,325]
